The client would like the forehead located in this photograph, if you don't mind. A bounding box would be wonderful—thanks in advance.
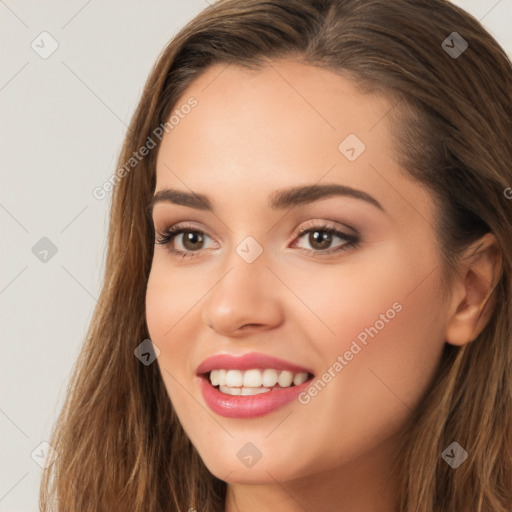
[154,59,435,226]
[157,60,390,175]
[167,59,393,144]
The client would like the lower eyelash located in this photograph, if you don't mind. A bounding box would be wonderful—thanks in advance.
[155,224,360,258]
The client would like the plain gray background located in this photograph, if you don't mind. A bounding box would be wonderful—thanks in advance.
[1,1,511,510]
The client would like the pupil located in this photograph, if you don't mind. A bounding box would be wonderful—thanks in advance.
[181,230,333,251]
[311,230,331,249]
[184,231,203,250]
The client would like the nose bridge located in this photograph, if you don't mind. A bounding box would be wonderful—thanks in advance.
[220,230,272,289]
[201,235,284,334]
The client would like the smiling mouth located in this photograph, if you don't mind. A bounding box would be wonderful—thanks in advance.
[203,368,315,396]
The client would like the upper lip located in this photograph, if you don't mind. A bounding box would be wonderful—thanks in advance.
[196,352,315,376]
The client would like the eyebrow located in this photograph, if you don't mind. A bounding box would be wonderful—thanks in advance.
[147,183,386,215]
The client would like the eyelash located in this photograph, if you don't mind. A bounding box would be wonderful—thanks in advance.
[154,222,360,259]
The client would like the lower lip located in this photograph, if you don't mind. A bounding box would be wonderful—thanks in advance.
[197,374,313,418]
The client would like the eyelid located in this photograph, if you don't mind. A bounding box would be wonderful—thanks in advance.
[155,217,357,236]
[155,218,361,261]
[295,218,359,236]
[155,221,218,248]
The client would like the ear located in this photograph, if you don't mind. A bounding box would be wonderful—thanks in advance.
[445,233,503,346]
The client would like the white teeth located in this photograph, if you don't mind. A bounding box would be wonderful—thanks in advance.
[243,369,262,387]
[277,370,294,387]
[293,372,308,385]
[208,368,310,393]
[225,369,243,387]
[219,385,271,396]
[262,369,278,387]
[240,387,270,396]
[218,385,241,395]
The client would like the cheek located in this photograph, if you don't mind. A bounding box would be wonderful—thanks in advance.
[302,247,446,449]
[145,264,202,424]
[142,240,448,479]
[144,260,202,390]
[145,258,202,344]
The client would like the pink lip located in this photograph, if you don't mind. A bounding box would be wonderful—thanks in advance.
[197,374,313,418]
[196,352,315,418]
[196,352,314,375]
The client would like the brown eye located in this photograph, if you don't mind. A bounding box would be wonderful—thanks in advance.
[155,225,217,259]
[180,231,205,251]
[307,230,333,250]
[293,224,360,255]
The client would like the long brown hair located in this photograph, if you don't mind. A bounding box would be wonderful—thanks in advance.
[39,1,512,510]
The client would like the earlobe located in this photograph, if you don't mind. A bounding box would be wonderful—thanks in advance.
[444,233,503,347]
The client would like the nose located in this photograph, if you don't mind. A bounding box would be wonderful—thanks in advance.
[201,248,284,337]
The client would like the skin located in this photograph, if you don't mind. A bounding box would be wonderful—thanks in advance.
[145,59,501,512]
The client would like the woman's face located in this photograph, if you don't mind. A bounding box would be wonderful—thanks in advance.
[145,59,452,484]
